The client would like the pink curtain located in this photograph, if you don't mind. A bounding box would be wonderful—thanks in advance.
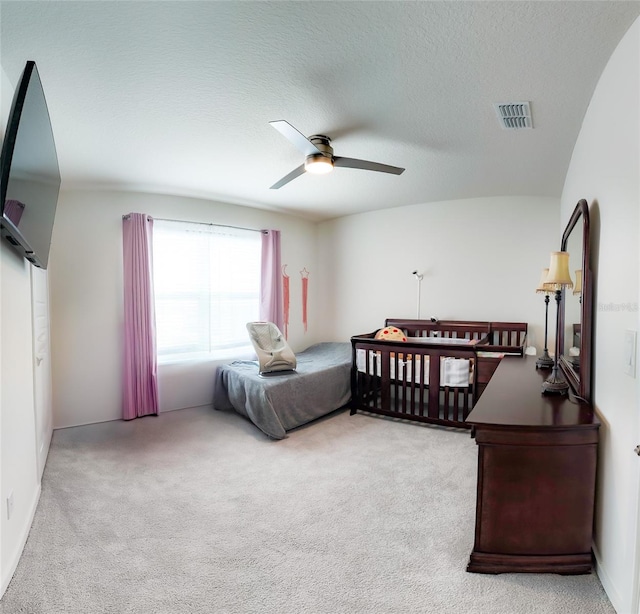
[260,230,284,331]
[122,213,158,420]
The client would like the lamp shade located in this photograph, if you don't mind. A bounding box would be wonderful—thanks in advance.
[536,268,550,294]
[573,269,583,295]
[544,251,573,291]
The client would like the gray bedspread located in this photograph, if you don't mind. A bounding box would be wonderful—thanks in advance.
[213,342,352,439]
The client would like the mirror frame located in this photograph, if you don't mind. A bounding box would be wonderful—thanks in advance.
[559,199,592,402]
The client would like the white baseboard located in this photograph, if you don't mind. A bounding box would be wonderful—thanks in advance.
[594,543,627,613]
[0,483,41,599]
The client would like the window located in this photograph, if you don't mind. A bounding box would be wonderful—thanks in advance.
[153,220,261,362]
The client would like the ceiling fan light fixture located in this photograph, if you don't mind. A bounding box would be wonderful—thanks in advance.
[269,120,404,188]
[304,154,334,175]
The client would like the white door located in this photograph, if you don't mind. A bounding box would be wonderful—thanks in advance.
[634,314,640,614]
[634,439,640,614]
[31,266,52,480]
[635,285,640,614]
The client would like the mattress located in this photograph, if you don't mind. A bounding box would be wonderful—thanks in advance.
[213,342,351,439]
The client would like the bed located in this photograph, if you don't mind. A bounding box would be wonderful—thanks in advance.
[350,319,527,429]
[213,342,351,439]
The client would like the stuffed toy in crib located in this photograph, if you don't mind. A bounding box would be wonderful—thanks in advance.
[374,326,407,342]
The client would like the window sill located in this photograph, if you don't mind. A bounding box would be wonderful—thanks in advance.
[158,346,255,366]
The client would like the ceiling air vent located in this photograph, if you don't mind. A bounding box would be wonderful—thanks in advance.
[493,102,532,129]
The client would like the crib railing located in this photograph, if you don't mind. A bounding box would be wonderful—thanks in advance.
[385,319,527,355]
[350,335,479,429]
[384,319,490,343]
[485,321,528,354]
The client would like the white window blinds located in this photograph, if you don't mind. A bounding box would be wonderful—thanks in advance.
[153,220,261,361]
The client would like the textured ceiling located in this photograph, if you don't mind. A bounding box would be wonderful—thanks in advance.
[1,1,639,221]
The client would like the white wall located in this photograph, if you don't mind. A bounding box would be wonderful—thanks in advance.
[0,65,43,596]
[317,196,559,346]
[561,16,640,614]
[48,190,319,428]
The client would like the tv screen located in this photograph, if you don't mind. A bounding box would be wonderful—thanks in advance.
[0,61,60,269]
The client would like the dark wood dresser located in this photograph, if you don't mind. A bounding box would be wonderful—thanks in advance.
[465,355,599,574]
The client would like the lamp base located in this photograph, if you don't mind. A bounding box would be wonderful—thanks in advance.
[536,350,554,370]
[542,370,569,395]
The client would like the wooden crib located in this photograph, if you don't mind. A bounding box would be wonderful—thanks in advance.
[350,319,527,429]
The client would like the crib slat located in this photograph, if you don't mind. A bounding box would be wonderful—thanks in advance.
[381,351,391,411]
[428,355,440,418]
[443,386,449,420]
[462,391,469,420]
[370,352,380,410]
[452,388,459,423]
[396,354,409,414]
[463,388,470,420]
[391,352,398,413]
[419,357,427,417]
[412,357,419,414]
[364,350,372,409]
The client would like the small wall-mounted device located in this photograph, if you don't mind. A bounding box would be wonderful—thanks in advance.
[624,330,637,377]
[6,491,14,520]
[412,270,424,318]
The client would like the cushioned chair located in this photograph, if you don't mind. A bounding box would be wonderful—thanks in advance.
[246,321,297,375]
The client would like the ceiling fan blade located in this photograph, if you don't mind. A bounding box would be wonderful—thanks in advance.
[270,164,306,190]
[334,157,405,175]
[269,120,322,156]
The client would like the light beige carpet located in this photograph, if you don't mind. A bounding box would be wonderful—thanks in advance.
[0,406,614,613]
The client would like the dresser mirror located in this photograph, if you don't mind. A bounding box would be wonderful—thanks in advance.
[559,199,592,402]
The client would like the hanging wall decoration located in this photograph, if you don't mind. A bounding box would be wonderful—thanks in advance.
[282,264,290,339]
[300,267,310,333]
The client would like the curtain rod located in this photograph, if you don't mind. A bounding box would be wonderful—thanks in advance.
[122,214,267,234]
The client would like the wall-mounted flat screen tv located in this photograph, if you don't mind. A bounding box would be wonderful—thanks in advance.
[0,61,60,269]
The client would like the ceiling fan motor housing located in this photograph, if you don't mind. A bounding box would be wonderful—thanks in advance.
[305,135,334,172]
[308,135,333,159]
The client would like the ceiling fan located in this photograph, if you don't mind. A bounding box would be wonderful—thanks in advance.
[269,120,405,189]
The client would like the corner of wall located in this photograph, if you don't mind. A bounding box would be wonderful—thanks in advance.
[593,543,626,614]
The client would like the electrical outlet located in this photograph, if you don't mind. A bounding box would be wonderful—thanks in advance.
[6,491,14,520]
